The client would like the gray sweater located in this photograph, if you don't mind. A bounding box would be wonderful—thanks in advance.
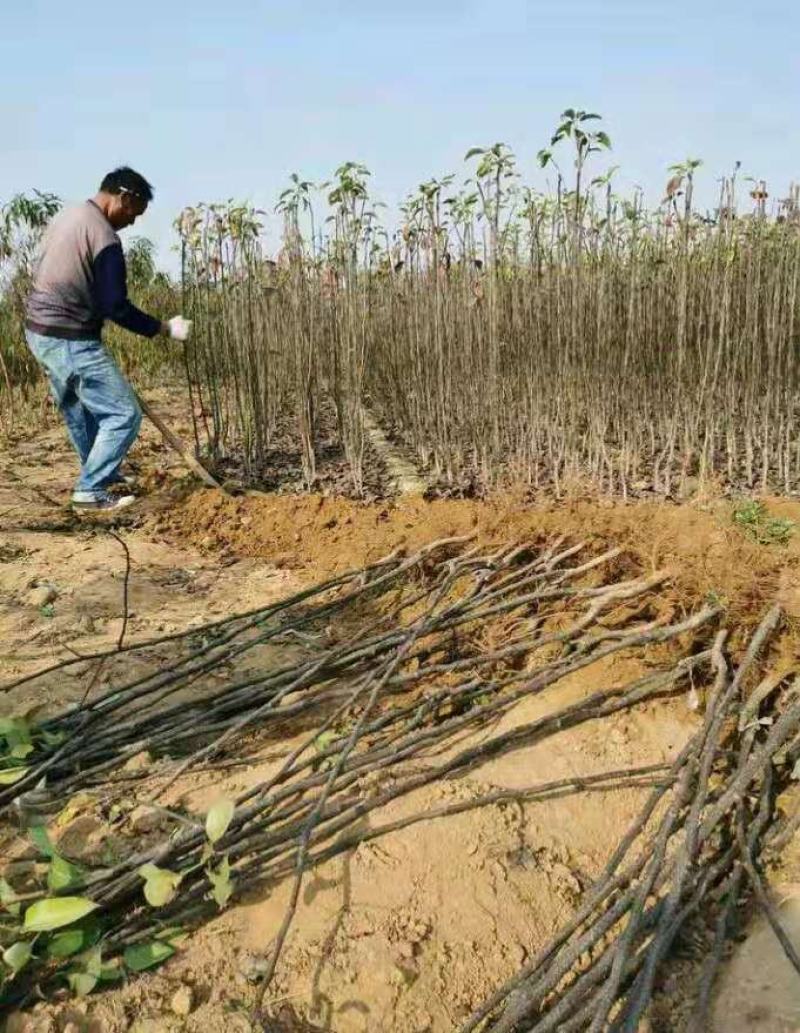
[26,201,161,340]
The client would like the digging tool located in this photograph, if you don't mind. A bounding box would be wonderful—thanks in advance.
[135,392,228,492]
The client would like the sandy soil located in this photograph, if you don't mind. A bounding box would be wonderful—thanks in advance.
[3,390,800,1033]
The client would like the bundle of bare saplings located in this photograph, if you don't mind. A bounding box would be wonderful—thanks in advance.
[1,536,795,1029]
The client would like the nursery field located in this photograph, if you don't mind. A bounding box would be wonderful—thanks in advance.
[2,116,800,1032]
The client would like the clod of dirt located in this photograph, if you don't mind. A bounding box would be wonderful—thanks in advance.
[129,804,169,835]
[170,984,194,1017]
[239,952,270,983]
[129,1021,172,1033]
[262,1006,325,1033]
[26,583,58,607]
[74,612,96,633]
[0,540,27,562]
[123,751,153,773]
[8,1011,61,1033]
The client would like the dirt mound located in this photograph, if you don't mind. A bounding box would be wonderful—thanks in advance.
[155,489,800,632]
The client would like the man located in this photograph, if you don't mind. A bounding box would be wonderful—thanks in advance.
[25,166,192,512]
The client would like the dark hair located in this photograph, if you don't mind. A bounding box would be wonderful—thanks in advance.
[99,166,154,202]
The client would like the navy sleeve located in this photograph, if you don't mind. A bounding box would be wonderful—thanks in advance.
[93,243,162,338]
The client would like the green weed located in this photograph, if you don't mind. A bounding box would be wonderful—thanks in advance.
[732,499,795,546]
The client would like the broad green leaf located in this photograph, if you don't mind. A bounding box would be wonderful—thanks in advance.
[207,856,234,908]
[29,825,56,859]
[99,962,124,982]
[23,896,98,933]
[10,743,34,760]
[138,864,182,907]
[0,717,31,742]
[82,945,103,978]
[67,971,97,996]
[205,798,235,844]
[47,929,89,959]
[3,941,32,974]
[124,940,175,972]
[48,855,84,892]
[45,915,101,959]
[0,767,28,785]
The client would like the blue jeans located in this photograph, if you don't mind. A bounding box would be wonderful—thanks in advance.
[26,331,142,501]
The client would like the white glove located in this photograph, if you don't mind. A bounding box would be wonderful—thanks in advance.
[167,315,193,342]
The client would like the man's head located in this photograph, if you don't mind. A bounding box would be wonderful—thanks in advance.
[97,167,154,230]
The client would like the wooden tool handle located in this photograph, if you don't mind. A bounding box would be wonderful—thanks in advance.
[136,393,227,492]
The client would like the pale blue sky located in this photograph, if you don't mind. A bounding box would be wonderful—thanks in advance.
[2,0,797,266]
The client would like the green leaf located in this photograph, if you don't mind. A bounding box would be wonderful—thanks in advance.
[464,147,485,161]
[595,132,612,149]
[207,856,234,909]
[47,928,91,959]
[0,717,30,738]
[29,825,56,858]
[23,896,98,933]
[45,915,102,958]
[3,941,32,974]
[82,945,103,978]
[124,940,175,972]
[99,962,124,982]
[0,719,32,755]
[138,864,182,907]
[48,855,84,892]
[0,767,28,786]
[10,743,34,760]
[40,604,55,619]
[67,971,97,997]
[205,798,235,844]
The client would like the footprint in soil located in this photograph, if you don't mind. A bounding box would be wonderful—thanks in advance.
[336,999,371,1028]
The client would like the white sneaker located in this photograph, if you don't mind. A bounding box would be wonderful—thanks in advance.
[71,493,138,513]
